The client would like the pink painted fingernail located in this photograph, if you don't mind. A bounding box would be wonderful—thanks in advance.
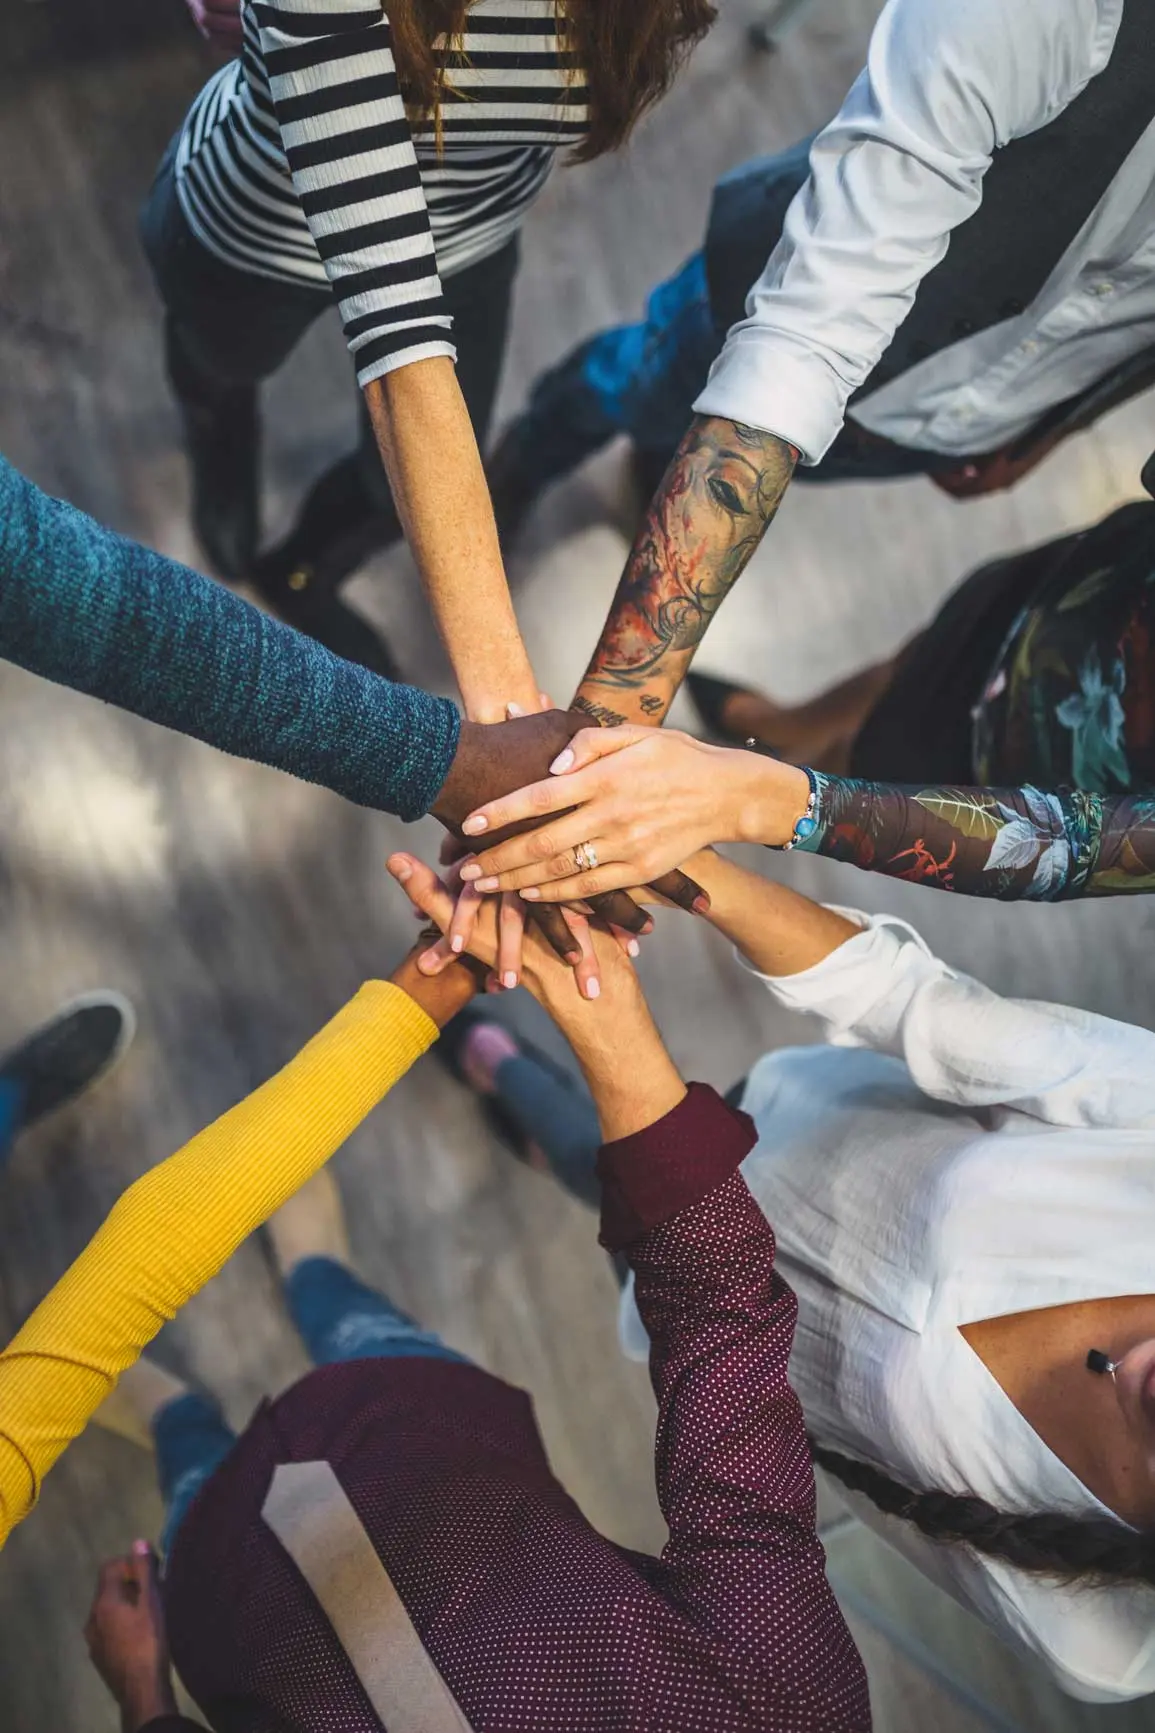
[693,895,711,916]
[585,977,601,1000]
[132,1538,151,1557]
[549,748,575,774]
[627,939,640,957]
[503,972,518,990]
[451,935,465,954]
[520,887,542,901]
[506,702,525,718]
[472,876,497,893]
[460,862,481,881]
[462,815,487,835]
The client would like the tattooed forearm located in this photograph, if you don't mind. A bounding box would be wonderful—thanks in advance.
[573,694,628,728]
[575,416,798,725]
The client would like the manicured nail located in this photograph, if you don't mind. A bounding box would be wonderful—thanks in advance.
[627,938,640,957]
[693,895,711,916]
[460,862,481,881]
[566,950,583,966]
[502,972,518,990]
[506,702,525,718]
[462,815,487,835]
[549,748,575,774]
[451,935,464,953]
[419,950,440,973]
[585,977,601,999]
[132,1539,151,1556]
[520,887,542,901]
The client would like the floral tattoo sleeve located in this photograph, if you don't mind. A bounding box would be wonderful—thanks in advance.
[796,775,1155,899]
[573,416,798,728]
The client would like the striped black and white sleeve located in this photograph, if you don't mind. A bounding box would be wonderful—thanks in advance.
[252,0,455,387]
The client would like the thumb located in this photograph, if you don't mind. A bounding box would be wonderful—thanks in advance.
[387,854,456,934]
[128,1539,160,1599]
[552,723,648,776]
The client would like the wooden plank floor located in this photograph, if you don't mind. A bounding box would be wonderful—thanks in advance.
[1,3,1154,1728]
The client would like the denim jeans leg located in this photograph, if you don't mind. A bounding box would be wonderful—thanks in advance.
[285,1257,471,1367]
[0,1078,24,1164]
[153,1393,238,1559]
[491,1054,602,1211]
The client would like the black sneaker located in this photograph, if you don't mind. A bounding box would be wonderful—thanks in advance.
[0,991,136,1140]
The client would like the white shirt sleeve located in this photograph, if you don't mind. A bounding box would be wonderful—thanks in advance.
[693,0,1120,461]
[742,909,1155,1128]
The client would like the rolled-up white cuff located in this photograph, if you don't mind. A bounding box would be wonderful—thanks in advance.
[693,331,851,465]
[736,908,936,1034]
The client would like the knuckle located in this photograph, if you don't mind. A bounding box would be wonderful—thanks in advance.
[530,782,555,814]
[529,829,557,861]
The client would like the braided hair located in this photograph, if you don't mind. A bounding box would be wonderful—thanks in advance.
[810,1442,1155,1588]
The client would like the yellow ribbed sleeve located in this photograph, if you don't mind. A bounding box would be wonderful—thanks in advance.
[0,979,437,1546]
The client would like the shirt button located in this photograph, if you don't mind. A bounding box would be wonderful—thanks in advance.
[1091,281,1115,297]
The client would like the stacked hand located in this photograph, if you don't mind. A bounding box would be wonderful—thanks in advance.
[431,708,709,997]
[453,724,813,901]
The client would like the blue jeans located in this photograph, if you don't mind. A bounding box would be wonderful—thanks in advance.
[504,249,947,496]
[0,1078,22,1166]
[156,1258,469,1556]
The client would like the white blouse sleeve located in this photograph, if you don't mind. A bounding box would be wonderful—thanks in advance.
[742,910,1155,1128]
[694,0,1121,461]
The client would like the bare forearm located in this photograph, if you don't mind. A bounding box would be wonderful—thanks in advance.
[574,416,798,726]
[686,849,861,976]
[364,363,538,721]
[534,965,685,1141]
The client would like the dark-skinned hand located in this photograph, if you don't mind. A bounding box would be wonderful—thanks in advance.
[429,708,704,992]
[85,1543,178,1733]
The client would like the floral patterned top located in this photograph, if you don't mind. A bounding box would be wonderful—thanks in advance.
[796,778,1155,899]
[797,502,1155,899]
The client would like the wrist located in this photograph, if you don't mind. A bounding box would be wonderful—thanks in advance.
[391,949,481,1028]
[731,753,811,847]
[120,1672,177,1733]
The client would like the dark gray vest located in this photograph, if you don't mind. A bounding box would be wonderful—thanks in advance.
[705,0,1155,399]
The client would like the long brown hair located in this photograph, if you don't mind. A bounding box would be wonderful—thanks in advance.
[388,1,716,159]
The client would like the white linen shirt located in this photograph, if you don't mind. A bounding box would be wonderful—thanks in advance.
[619,911,1155,1701]
[695,0,1155,463]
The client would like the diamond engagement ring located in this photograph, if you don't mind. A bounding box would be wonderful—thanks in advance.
[574,841,599,873]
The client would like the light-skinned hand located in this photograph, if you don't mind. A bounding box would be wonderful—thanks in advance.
[456,724,811,901]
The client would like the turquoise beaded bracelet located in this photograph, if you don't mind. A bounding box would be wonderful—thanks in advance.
[746,748,818,851]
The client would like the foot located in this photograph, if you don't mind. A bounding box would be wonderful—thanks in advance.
[0,991,135,1143]
[441,1011,552,1174]
[93,1359,191,1451]
[266,1168,352,1279]
[181,389,260,582]
[460,1020,521,1097]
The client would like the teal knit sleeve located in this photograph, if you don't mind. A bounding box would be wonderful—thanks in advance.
[0,455,459,821]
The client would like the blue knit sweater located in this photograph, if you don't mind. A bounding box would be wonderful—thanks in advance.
[0,456,459,821]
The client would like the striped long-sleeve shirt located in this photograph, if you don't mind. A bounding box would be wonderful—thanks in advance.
[175,0,589,387]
